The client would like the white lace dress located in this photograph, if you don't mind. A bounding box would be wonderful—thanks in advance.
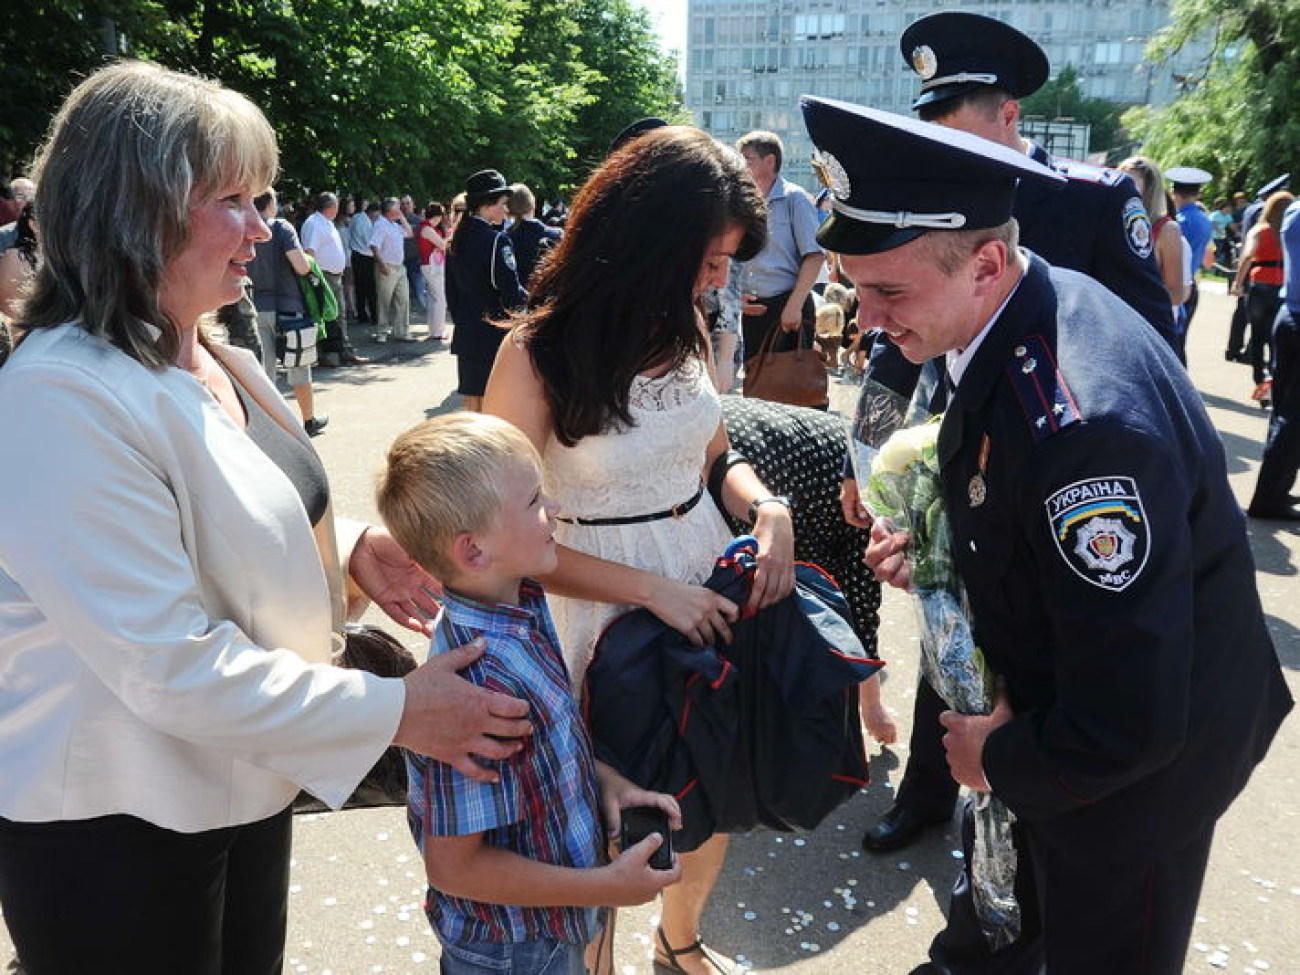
[544,357,734,688]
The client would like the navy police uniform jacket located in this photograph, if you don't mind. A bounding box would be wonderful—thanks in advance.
[1017,144,1177,347]
[446,215,527,357]
[941,254,1291,857]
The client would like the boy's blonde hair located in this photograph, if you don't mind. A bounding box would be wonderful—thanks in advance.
[822,282,852,312]
[815,301,845,339]
[377,413,541,581]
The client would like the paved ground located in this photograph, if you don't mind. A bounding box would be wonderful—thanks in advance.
[4,280,1298,973]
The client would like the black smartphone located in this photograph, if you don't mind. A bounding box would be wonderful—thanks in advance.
[619,806,673,870]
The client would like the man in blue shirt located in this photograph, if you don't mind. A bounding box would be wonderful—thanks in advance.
[735,131,825,375]
[1169,166,1215,350]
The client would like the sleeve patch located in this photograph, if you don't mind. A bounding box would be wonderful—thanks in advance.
[1123,196,1154,259]
[1044,476,1150,591]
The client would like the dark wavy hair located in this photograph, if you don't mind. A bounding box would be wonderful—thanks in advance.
[515,126,766,447]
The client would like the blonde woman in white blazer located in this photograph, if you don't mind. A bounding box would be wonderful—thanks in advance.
[0,62,531,975]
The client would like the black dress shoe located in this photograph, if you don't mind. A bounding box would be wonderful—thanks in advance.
[304,415,330,437]
[861,803,947,853]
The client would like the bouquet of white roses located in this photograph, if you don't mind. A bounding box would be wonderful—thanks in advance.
[846,378,1020,950]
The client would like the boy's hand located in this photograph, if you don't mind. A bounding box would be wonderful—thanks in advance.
[602,834,682,905]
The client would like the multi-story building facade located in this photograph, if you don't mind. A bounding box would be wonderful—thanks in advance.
[685,0,1211,187]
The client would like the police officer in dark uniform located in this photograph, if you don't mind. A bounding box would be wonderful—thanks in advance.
[447,169,528,412]
[857,11,1180,856]
[803,94,1291,975]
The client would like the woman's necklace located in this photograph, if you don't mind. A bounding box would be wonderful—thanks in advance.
[187,354,217,396]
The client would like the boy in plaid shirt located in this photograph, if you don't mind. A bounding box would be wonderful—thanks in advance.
[378,413,680,975]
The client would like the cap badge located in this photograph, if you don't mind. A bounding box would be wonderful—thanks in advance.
[911,45,938,80]
[811,150,852,201]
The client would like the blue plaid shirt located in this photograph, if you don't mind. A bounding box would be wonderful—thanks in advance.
[406,581,603,946]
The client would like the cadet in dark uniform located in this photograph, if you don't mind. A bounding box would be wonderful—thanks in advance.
[857,11,1179,856]
[803,94,1291,975]
[447,169,527,412]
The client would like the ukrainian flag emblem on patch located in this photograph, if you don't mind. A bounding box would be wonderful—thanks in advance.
[1044,476,1149,591]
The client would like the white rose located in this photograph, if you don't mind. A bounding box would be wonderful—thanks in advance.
[871,422,940,476]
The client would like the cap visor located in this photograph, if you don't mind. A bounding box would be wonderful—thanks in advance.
[911,81,985,112]
[815,211,927,255]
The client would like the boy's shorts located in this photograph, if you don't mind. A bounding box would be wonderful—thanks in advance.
[439,938,586,975]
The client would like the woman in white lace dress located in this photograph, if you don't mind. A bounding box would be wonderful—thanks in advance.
[486,127,795,975]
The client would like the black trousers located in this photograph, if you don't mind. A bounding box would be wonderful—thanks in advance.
[1246,283,1281,385]
[1227,293,1249,358]
[929,800,1214,975]
[1250,307,1300,511]
[352,252,378,325]
[0,806,292,975]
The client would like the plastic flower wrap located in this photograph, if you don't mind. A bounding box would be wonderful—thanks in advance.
[846,377,1020,950]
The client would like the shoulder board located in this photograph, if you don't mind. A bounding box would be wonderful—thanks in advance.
[1005,334,1082,443]
[1054,157,1126,187]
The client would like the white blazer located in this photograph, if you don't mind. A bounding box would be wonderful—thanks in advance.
[0,325,404,832]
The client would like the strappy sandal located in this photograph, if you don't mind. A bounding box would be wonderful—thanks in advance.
[653,928,737,975]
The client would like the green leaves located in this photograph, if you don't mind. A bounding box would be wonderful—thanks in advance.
[1128,0,1300,194]
[2,0,680,201]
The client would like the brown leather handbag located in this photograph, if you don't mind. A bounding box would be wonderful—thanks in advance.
[742,324,829,408]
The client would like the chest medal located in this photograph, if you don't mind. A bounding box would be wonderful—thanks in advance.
[969,434,990,508]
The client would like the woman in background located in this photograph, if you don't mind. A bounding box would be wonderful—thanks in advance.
[1233,190,1296,404]
[1118,156,1190,315]
[419,201,450,341]
[446,170,526,412]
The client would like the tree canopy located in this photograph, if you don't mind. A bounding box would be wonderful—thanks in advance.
[1123,0,1300,198]
[1020,65,1127,158]
[0,0,682,202]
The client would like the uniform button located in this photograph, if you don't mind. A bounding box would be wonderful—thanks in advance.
[1014,344,1027,357]
[969,540,977,552]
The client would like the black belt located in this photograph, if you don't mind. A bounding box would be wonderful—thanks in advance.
[1256,260,1283,268]
[556,481,704,526]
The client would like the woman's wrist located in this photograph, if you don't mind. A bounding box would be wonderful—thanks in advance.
[747,495,792,526]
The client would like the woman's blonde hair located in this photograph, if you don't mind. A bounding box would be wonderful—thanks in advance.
[24,60,278,367]
[1260,191,1296,231]
[1118,156,1168,222]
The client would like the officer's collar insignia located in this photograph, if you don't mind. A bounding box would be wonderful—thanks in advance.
[911,45,938,80]
[810,149,852,201]
[1045,477,1149,592]
[1122,197,1154,260]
